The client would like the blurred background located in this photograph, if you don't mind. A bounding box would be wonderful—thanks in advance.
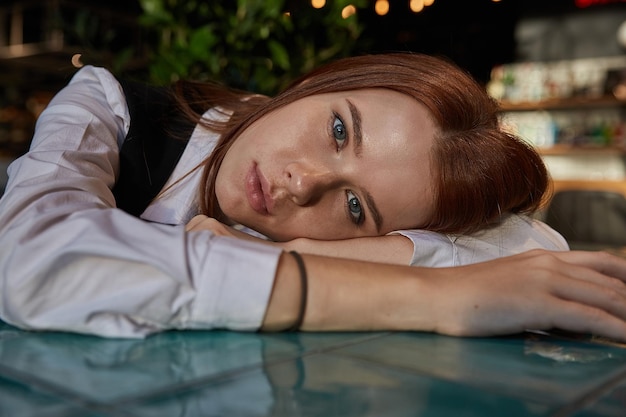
[1,0,625,153]
[2,0,626,248]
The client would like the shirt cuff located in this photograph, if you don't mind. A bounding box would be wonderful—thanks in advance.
[189,235,283,330]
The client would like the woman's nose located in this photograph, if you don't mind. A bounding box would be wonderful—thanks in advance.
[285,162,338,205]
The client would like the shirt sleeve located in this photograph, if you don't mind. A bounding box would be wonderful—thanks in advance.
[393,214,569,267]
[0,66,282,338]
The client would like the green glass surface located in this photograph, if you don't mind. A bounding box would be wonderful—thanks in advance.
[332,332,626,405]
[0,321,624,417]
[0,375,105,417]
[571,378,626,417]
[127,354,551,417]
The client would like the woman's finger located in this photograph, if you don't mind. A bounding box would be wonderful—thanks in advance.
[551,272,626,322]
[521,252,626,338]
[547,254,626,297]
[539,299,626,343]
[547,250,626,282]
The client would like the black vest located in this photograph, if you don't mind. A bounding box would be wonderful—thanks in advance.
[112,81,196,216]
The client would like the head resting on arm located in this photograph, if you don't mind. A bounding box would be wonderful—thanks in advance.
[174,53,549,235]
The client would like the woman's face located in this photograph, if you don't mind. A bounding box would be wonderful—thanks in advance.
[215,89,437,241]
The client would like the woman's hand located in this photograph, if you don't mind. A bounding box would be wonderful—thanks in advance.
[185,215,272,242]
[186,215,241,236]
[428,249,626,341]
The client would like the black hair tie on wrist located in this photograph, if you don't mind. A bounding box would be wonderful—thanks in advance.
[287,251,308,332]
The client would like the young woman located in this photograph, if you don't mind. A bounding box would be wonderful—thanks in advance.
[1,53,625,341]
[126,52,567,266]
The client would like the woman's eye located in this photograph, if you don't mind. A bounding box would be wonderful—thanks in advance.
[346,191,364,225]
[332,115,347,148]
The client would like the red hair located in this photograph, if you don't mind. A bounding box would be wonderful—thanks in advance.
[174,53,549,234]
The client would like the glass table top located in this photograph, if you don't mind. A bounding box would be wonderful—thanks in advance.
[0,320,624,417]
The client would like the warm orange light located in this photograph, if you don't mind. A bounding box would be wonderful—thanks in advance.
[410,0,424,12]
[342,4,357,18]
[311,0,326,8]
[71,54,84,68]
[424,0,434,6]
[375,0,390,15]
[492,0,501,2]
[614,84,626,100]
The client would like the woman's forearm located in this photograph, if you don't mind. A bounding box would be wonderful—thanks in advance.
[262,253,431,331]
[186,215,415,265]
[263,250,626,342]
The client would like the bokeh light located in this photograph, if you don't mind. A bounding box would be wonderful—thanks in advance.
[410,0,424,13]
[342,4,357,18]
[375,0,390,15]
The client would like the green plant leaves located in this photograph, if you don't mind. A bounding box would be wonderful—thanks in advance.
[137,0,364,94]
[268,40,289,71]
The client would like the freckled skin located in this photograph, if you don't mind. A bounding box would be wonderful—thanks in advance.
[215,89,437,242]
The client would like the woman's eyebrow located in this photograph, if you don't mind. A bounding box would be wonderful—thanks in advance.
[346,99,383,232]
[364,191,383,233]
[347,99,363,157]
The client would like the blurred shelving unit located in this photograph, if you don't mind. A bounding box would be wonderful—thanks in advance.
[492,56,626,201]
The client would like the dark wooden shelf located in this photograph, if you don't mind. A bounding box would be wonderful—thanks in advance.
[551,179,626,197]
[499,96,626,111]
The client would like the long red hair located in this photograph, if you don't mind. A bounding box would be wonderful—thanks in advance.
[173,53,549,234]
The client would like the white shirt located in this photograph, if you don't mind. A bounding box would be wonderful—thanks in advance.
[395,215,568,267]
[0,66,568,338]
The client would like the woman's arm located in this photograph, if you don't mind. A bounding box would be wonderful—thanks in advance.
[185,214,413,264]
[0,67,282,338]
[183,217,626,340]
[185,214,568,267]
[264,249,626,342]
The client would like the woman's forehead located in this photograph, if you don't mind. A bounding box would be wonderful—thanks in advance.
[348,90,438,232]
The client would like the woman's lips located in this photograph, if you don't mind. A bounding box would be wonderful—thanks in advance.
[245,163,272,215]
